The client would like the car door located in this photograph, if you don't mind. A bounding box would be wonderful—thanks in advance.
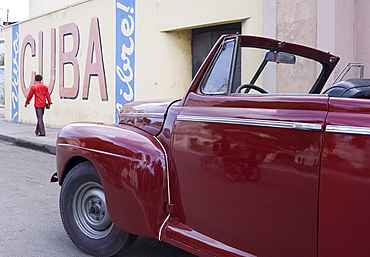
[170,38,328,257]
[319,97,370,257]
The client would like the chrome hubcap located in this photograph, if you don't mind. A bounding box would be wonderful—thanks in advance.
[72,181,113,239]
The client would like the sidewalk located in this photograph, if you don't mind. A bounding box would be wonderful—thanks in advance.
[0,106,60,155]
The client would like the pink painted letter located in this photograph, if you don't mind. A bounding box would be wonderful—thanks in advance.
[59,23,80,99]
[83,17,107,100]
[20,34,36,97]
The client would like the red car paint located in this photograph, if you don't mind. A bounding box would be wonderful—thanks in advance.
[56,35,370,256]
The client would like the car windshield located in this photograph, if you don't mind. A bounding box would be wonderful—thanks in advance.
[232,45,323,94]
[200,37,325,95]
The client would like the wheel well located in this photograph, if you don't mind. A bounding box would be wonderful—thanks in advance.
[61,156,91,184]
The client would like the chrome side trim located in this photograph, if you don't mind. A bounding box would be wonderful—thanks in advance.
[325,125,370,136]
[158,214,171,241]
[118,112,165,119]
[177,115,322,131]
[292,123,322,131]
[57,143,126,158]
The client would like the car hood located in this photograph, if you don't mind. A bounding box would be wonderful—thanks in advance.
[118,99,180,135]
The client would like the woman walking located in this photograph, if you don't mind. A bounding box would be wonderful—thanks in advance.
[25,74,53,136]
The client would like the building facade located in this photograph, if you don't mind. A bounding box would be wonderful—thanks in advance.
[4,0,370,127]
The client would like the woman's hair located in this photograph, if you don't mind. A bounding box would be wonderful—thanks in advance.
[35,74,43,81]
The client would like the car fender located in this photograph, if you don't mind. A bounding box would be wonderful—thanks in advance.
[56,122,168,238]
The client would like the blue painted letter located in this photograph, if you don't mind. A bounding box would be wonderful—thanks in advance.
[12,25,20,122]
[116,0,135,123]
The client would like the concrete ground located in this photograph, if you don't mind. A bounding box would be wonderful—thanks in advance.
[0,105,60,155]
[0,105,195,256]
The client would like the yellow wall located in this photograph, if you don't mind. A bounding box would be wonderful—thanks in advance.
[29,0,83,17]
[5,0,264,127]
[5,0,115,127]
[134,0,263,100]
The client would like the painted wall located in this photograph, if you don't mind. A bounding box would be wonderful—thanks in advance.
[275,0,370,93]
[318,0,370,87]
[355,0,370,72]
[276,0,318,93]
[134,0,264,101]
[5,0,117,126]
[5,0,264,127]
[333,0,357,81]
[29,0,82,17]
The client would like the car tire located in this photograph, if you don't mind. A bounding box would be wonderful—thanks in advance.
[59,161,137,257]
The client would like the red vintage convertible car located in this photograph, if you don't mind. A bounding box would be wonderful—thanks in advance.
[52,34,370,256]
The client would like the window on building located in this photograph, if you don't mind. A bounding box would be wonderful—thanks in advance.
[192,22,241,78]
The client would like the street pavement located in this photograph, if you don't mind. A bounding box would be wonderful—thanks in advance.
[0,140,84,257]
[0,140,194,257]
[0,105,60,155]
[0,105,195,256]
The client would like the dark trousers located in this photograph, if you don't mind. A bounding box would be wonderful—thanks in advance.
[35,107,45,135]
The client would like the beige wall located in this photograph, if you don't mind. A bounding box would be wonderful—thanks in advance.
[277,0,317,47]
[158,0,262,34]
[29,0,83,17]
[355,0,370,69]
[318,0,370,87]
[276,0,318,93]
[333,0,357,81]
[135,0,264,101]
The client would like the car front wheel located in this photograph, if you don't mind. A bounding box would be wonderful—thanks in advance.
[59,161,137,256]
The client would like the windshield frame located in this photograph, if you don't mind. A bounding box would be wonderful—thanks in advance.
[183,34,340,104]
[237,35,339,94]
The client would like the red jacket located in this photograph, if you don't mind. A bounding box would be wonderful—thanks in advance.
[25,81,52,108]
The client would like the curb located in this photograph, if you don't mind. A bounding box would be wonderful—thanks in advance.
[0,134,56,155]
